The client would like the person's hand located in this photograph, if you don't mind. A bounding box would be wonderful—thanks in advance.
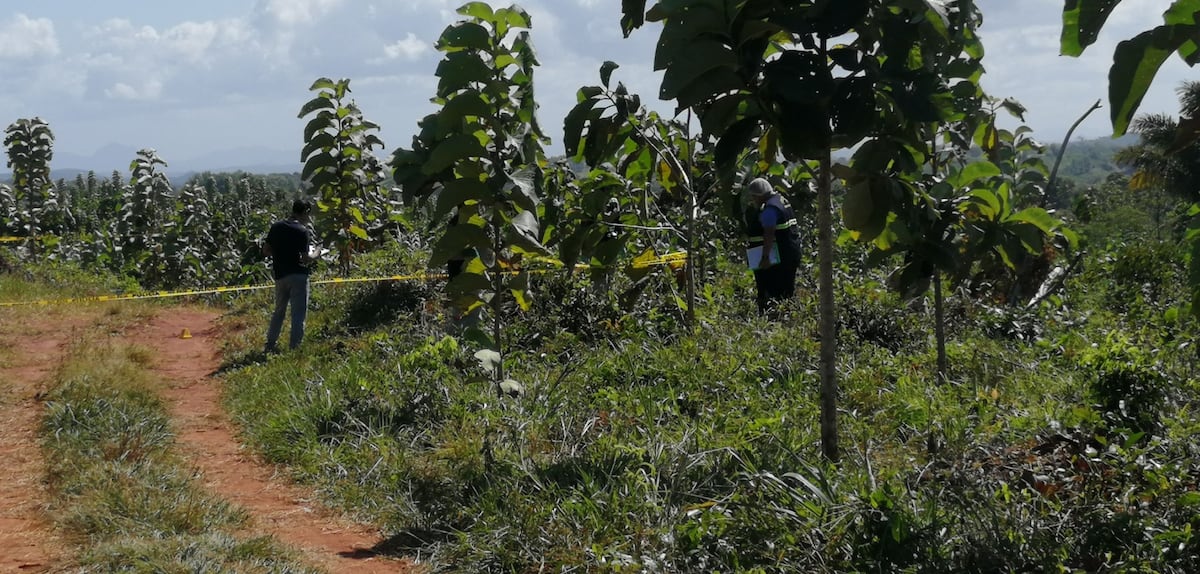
[758,256,772,269]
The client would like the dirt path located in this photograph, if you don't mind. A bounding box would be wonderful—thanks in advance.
[0,308,90,574]
[125,308,410,573]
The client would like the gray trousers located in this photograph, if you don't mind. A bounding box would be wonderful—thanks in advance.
[265,273,309,351]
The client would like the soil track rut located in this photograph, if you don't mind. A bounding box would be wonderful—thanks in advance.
[127,308,409,573]
[0,308,87,573]
[0,304,409,572]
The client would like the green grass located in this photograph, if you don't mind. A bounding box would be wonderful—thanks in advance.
[39,324,319,572]
[18,234,1188,571]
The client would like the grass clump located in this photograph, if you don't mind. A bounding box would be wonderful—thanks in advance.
[41,335,317,572]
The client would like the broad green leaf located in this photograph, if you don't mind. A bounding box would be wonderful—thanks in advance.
[1000,98,1028,122]
[303,112,335,142]
[348,224,369,240]
[659,40,737,100]
[714,116,759,172]
[675,67,746,110]
[506,167,539,212]
[1008,207,1059,234]
[424,133,487,174]
[474,348,502,377]
[1061,0,1123,56]
[842,180,874,231]
[431,221,490,267]
[812,0,870,38]
[435,177,491,222]
[458,2,494,21]
[966,189,1002,220]
[496,6,532,33]
[621,0,647,36]
[297,96,334,118]
[300,152,337,181]
[950,160,1001,188]
[601,61,620,88]
[308,77,338,92]
[701,93,746,135]
[436,52,493,97]
[437,22,490,52]
[300,132,336,162]
[563,97,601,158]
[508,271,531,311]
[506,210,549,255]
[448,271,491,296]
[1010,223,1046,253]
[438,90,492,136]
[500,378,525,396]
[1109,23,1198,135]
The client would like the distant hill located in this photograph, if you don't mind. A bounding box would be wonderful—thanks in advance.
[1045,134,1138,186]
[49,143,299,178]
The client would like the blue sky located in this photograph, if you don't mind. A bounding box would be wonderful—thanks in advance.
[0,0,1190,170]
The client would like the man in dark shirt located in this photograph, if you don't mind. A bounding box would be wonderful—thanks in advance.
[263,199,315,352]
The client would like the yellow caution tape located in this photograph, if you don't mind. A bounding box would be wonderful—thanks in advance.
[0,251,689,308]
[0,235,55,243]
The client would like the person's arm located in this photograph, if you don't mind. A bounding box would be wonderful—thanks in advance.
[299,228,315,265]
[760,226,776,269]
[263,225,275,257]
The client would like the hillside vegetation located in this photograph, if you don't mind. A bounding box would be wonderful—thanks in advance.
[5,1,1200,571]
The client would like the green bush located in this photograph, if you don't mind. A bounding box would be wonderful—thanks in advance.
[1081,334,1168,435]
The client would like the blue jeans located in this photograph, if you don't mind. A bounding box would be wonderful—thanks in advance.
[265,273,309,351]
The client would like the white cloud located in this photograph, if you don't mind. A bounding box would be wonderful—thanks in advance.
[104,79,163,101]
[89,18,159,49]
[261,0,345,27]
[0,14,59,60]
[161,21,220,64]
[378,33,428,62]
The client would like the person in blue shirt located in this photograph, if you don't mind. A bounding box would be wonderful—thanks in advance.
[263,199,315,352]
[747,178,801,313]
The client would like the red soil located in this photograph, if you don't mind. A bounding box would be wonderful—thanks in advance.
[0,305,415,573]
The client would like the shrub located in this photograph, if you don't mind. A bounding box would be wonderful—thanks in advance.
[1081,334,1168,435]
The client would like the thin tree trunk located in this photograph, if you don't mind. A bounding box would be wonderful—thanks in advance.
[491,214,505,394]
[686,192,697,329]
[1043,99,1102,208]
[818,150,839,462]
[685,111,697,330]
[934,270,948,384]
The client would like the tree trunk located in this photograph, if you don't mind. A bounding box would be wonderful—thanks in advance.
[491,214,505,395]
[685,189,697,329]
[934,270,948,384]
[684,110,697,330]
[818,151,839,462]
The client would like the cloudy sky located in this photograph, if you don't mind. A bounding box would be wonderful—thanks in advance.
[0,0,1191,171]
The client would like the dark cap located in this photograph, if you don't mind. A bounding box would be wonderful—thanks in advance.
[292,199,313,215]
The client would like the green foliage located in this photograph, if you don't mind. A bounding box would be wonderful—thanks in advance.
[1061,0,1200,135]
[391,2,551,389]
[115,149,172,283]
[1081,334,1169,434]
[3,117,66,243]
[299,77,394,276]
